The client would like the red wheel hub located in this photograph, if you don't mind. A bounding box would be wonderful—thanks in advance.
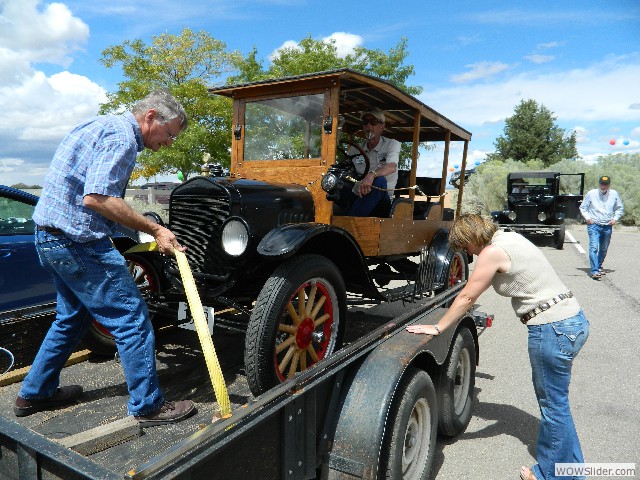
[296,318,315,350]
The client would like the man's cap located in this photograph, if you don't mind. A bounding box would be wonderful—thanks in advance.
[599,175,611,185]
[361,107,385,123]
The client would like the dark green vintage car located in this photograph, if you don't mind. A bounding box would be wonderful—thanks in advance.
[491,171,585,249]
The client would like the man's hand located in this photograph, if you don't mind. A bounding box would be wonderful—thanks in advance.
[358,171,375,196]
[609,219,616,225]
[586,219,594,224]
[153,225,186,256]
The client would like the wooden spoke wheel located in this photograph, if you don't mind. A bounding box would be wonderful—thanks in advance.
[448,250,468,287]
[274,279,336,381]
[245,254,346,396]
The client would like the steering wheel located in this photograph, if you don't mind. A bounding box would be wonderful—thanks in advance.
[336,139,370,181]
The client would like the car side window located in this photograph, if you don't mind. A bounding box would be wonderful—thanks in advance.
[0,197,36,235]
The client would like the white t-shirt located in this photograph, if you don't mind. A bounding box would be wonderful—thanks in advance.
[348,136,400,199]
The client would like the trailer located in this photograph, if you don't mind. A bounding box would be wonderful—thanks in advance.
[0,69,485,479]
[0,286,490,480]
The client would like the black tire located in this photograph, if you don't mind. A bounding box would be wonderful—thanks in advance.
[437,327,476,437]
[245,254,346,396]
[554,224,566,250]
[379,368,438,480]
[81,253,165,356]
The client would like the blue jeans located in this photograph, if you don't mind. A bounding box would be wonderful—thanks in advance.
[20,231,164,416]
[528,311,589,480]
[586,223,612,275]
[339,176,391,216]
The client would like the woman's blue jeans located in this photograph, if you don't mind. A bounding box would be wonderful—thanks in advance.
[586,223,612,275]
[528,311,589,480]
[20,231,164,416]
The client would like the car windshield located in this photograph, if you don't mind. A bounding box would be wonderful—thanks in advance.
[244,93,324,161]
[510,177,551,195]
[0,196,36,235]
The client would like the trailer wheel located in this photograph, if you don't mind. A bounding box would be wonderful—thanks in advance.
[81,253,165,355]
[437,327,476,437]
[379,368,437,480]
[245,254,346,396]
[553,224,566,250]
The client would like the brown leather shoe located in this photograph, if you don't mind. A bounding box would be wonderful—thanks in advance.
[14,385,83,417]
[136,400,196,427]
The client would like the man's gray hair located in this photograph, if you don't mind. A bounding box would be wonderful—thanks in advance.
[132,88,188,130]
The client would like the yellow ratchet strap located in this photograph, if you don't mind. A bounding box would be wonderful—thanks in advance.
[174,249,232,418]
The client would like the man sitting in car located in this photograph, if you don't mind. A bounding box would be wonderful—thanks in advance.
[340,107,399,216]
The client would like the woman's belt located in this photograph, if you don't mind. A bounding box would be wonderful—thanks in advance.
[520,291,574,324]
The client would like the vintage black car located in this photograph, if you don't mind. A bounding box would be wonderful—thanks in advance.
[491,171,585,249]
[146,69,473,395]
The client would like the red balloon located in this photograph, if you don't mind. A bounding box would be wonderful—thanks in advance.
[449,166,455,172]
[609,139,616,145]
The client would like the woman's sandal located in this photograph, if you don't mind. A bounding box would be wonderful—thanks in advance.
[520,466,536,480]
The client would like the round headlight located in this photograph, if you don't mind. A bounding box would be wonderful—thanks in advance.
[321,173,338,192]
[222,218,249,256]
[538,212,547,222]
[508,211,517,221]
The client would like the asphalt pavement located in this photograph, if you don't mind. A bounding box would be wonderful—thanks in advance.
[428,225,640,479]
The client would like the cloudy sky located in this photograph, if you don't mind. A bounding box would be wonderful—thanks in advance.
[1,0,639,186]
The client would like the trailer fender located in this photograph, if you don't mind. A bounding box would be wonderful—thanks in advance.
[431,228,467,288]
[325,317,460,480]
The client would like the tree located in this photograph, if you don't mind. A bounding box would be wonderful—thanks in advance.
[99,29,241,181]
[488,99,578,167]
[101,31,423,176]
[231,36,421,96]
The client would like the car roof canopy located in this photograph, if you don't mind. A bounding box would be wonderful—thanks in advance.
[508,172,560,179]
[209,69,472,143]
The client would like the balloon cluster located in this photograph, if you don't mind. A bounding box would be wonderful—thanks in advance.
[610,139,631,146]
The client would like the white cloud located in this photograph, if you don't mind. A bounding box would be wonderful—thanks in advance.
[421,54,640,160]
[0,0,89,67]
[0,0,106,186]
[424,54,640,127]
[632,127,640,138]
[536,41,561,50]
[270,31,363,61]
[322,32,363,58]
[573,126,589,144]
[451,61,511,84]
[525,54,555,64]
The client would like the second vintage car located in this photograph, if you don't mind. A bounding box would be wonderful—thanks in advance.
[491,171,585,249]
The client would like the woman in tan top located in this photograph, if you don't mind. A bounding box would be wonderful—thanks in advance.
[407,214,589,480]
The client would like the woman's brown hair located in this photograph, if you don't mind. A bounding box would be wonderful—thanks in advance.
[448,214,498,250]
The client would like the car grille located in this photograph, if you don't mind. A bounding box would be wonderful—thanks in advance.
[514,205,539,224]
[169,184,232,277]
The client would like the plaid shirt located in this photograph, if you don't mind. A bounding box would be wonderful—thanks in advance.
[33,112,144,242]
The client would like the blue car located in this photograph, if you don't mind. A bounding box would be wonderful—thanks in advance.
[0,185,172,364]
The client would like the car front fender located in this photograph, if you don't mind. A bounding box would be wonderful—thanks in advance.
[257,223,380,298]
